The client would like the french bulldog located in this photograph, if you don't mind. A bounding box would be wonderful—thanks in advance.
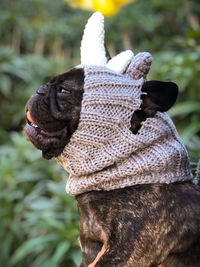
[24,67,200,267]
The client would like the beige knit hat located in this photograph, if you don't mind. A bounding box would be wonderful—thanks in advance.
[56,12,193,196]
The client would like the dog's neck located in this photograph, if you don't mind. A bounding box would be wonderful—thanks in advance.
[56,66,193,196]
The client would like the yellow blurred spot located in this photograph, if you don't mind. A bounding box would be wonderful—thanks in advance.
[67,0,135,16]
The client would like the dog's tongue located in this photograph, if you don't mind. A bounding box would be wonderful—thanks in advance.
[27,110,37,125]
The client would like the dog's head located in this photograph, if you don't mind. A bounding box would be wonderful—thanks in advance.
[24,68,84,159]
[24,66,178,160]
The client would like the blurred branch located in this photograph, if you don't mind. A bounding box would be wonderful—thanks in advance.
[106,43,116,57]
[12,29,21,55]
[183,0,199,30]
[34,36,45,56]
[121,32,132,50]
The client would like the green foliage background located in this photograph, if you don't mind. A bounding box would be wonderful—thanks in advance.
[0,0,200,266]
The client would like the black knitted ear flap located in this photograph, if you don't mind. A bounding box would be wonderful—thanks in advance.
[142,80,178,114]
[130,80,178,134]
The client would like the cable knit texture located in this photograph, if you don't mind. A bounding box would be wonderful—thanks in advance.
[56,53,193,196]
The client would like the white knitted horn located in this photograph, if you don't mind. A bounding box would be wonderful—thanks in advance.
[81,12,107,66]
[106,50,134,73]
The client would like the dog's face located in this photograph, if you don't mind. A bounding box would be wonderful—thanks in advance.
[24,68,84,159]
[24,67,178,160]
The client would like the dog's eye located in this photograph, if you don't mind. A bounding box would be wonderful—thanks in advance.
[59,88,72,94]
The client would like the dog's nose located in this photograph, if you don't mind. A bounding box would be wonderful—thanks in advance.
[37,84,48,95]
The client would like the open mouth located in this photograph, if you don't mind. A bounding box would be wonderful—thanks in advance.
[25,109,69,159]
[26,110,39,128]
[26,110,68,138]
[26,111,51,136]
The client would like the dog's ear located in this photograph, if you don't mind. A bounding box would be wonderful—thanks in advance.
[141,80,178,117]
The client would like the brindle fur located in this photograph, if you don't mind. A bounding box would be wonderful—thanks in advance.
[24,68,200,266]
[77,183,200,267]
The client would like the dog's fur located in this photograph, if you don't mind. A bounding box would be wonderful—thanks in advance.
[24,68,200,267]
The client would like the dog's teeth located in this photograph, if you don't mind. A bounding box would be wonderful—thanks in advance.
[32,123,38,128]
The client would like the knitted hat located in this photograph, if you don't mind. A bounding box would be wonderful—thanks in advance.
[56,12,193,196]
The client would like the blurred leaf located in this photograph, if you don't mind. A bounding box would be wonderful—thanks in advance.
[180,122,200,143]
[51,241,70,264]
[187,135,200,173]
[11,234,59,264]
[72,249,82,267]
[0,73,12,96]
[168,102,200,117]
